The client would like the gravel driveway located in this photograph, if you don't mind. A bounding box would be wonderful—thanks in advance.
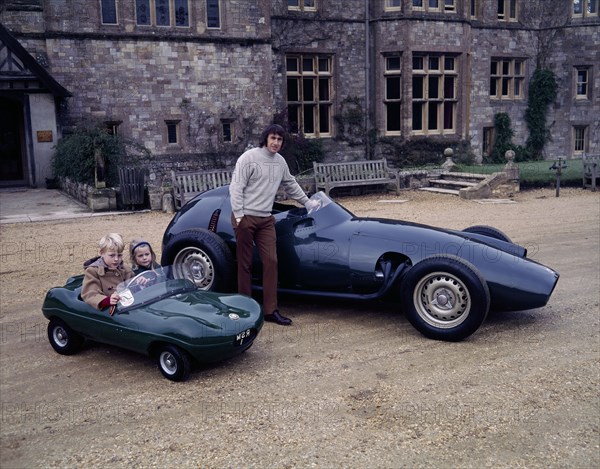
[1,187,598,468]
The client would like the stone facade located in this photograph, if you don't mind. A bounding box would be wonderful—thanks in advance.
[1,0,598,190]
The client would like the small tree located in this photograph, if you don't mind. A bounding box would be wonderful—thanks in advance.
[52,122,150,186]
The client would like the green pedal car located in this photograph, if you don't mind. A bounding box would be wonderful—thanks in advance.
[42,268,263,381]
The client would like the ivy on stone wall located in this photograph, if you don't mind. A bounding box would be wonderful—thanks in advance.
[378,137,475,167]
[486,113,528,164]
[525,68,558,160]
[334,96,366,147]
[51,123,150,186]
[273,109,325,174]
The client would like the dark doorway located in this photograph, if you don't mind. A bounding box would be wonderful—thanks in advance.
[0,97,26,184]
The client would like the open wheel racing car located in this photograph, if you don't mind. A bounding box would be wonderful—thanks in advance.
[161,187,559,342]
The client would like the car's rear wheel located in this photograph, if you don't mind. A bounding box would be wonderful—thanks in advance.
[163,229,234,291]
[400,255,490,342]
[463,225,512,243]
[156,345,191,382]
[47,318,84,355]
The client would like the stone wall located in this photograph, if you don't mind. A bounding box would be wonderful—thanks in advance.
[2,0,597,182]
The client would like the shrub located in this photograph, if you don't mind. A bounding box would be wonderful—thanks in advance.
[485,113,529,163]
[52,123,150,186]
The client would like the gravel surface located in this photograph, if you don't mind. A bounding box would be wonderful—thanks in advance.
[1,187,599,468]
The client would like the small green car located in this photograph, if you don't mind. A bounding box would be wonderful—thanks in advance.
[42,269,263,381]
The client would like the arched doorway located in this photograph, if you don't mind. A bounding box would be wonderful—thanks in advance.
[0,97,27,186]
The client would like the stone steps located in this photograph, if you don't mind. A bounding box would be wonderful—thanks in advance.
[419,187,460,196]
[420,172,488,196]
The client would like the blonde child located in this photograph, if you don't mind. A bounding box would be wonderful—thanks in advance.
[82,233,134,310]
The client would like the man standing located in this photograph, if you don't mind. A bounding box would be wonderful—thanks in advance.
[229,124,316,325]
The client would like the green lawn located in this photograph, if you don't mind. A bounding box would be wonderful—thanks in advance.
[456,158,584,188]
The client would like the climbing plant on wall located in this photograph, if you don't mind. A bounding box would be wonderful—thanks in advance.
[486,113,522,164]
[273,109,325,174]
[524,68,558,160]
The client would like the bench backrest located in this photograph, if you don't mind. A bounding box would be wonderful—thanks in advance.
[313,159,390,183]
[171,169,232,195]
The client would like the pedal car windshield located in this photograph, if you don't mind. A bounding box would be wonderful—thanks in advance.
[115,266,195,312]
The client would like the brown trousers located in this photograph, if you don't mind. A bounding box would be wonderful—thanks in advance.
[232,214,278,315]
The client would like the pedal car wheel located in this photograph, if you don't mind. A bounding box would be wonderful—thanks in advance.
[463,225,512,243]
[47,318,84,355]
[400,255,490,342]
[163,229,234,291]
[157,345,191,382]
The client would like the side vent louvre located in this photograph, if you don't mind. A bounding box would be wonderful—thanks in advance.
[208,209,221,232]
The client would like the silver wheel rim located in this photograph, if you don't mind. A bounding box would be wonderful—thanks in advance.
[159,351,177,375]
[53,326,68,347]
[173,246,214,290]
[413,271,471,329]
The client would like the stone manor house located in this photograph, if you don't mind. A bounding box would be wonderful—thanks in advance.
[0,0,598,188]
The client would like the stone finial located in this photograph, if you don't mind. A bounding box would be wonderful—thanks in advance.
[441,148,456,171]
[503,149,519,186]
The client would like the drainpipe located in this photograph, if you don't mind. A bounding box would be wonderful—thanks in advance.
[24,95,36,187]
[364,0,370,158]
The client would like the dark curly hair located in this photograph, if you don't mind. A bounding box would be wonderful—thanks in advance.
[259,124,286,149]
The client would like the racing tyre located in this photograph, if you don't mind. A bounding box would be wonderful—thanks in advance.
[400,255,490,342]
[162,229,234,291]
[156,345,191,382]
[47,318,84,355]
[463,225,512,243]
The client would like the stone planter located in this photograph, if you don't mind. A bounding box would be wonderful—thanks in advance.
[87,188,117,211]
[148,187,163,211]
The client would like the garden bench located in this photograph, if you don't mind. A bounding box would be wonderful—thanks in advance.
[171,169,232,209]
[582,153,599,192]
[313,158,400,196]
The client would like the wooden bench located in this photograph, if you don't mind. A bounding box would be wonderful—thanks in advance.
[313,158,400,196]
[171,169,232,209]
[582,153,599,192]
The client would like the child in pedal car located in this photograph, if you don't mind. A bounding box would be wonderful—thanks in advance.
[82,233,134,310]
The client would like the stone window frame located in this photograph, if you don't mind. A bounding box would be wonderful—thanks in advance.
[469,0,480,19]
[384,0,402,11]
[411,53,459,136]
[497,0,518,22]
[573,125,588,154]
[165,120,181,146]
[489,58,525,101]
[100,0,118,25]
[134,0,190,28]
[285,54,333,138]
[288,0,317,12]
[383,53,403,136]
[206,0,221,29]
[575,66,591,100]
[411,0,457,13]
[105,120,122,136]
[482,126,495,159]
[573,0,599,17]
[221,119,234,143]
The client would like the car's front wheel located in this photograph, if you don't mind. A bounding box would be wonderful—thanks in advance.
[400,255,490,342]
[156,345,191,382]
[162,229,234,291]
[47,318,84,355]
